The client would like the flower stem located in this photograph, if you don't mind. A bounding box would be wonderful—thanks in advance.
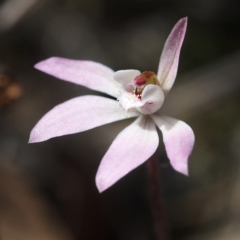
[146,154,170,240]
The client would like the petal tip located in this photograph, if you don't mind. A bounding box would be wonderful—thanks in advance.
[96,186,105,193]
[34,57,58,70]
[34,62,42,70]
[95,175,108,193]
[34,58,47,69]
[28,134,39,143]
[178,17,188,26]
[28,130,47,143]
[173,162,189,176]
[177,17,188,31]
[181,16,188,22]
[182,166,189,176]
[28,138,34,144]
[28,131,36,143]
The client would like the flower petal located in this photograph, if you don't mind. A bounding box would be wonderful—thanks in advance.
[96,115,159,192]
[29,96,140,143]
[35,57,121,98]
[138,85,164,115]
[118,91,143,111]
[157,17,187,94]
[151,115,194,175]
[113,70,141,86]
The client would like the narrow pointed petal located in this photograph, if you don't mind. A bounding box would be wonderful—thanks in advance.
[96,116,159,192]
[157,17,187,94]
[29,96,140,143]
[113,70,141,86]
[35,57,121,98]
[138,85,164,114]
[151,115,194,175]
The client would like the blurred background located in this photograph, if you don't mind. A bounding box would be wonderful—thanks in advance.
[0,0,240,239]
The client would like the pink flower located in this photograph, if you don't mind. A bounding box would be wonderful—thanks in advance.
[29,17,194,192]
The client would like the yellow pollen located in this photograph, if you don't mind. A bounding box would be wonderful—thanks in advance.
[133,71,160,99]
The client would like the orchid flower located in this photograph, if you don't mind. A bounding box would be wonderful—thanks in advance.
[29,17,194,192]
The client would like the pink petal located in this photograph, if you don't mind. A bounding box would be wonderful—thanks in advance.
[151,115,194,175]
[35,57,121,98]
[138,85,164,114]
[157,17,187,94]
[96,115,159,192]
[29,96,140,143]
[113,70,141,86]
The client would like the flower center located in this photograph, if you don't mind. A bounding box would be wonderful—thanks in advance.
[132,71,160,99]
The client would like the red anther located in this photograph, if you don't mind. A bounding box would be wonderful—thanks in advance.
[143,71,155,78]
[133,75,146,87]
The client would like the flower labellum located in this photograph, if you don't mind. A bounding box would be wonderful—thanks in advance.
[29,17,195,192]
